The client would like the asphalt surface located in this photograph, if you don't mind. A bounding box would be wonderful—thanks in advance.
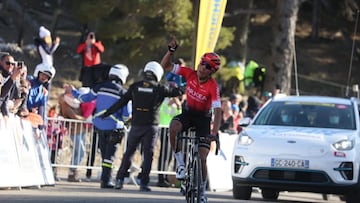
[0,179,345,203]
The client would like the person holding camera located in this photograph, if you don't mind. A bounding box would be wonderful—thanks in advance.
[76,31,105,87]
[0,53,27,117]
[67,64,131,189]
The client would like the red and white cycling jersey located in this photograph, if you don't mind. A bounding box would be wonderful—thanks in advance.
[173,64,221,113]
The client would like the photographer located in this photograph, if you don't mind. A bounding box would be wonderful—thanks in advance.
[0,53,27,117]
[68,64,131,189]
[76,31,105,87]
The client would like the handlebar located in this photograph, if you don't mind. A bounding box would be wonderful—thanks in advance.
[176,133,220,155]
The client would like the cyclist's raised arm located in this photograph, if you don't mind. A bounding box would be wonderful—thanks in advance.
[161,37,178,72]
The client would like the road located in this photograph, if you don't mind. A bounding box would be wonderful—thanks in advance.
[0,180,345,203]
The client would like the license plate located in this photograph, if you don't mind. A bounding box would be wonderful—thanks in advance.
[271,158,309,168]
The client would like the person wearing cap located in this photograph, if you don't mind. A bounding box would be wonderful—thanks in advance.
[27,63,55,121]
[161,37,222,203]
[67,64,131,188]
[34,26,60,67]
[101,61,185,192]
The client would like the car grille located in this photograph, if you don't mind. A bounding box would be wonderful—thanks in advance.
[252,169,329,183]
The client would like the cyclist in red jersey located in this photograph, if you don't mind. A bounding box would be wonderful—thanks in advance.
[161,38,221,203]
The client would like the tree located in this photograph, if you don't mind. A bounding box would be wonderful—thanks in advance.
[69,0,194,66]
[265,0,301,95]
[224,0,254,64]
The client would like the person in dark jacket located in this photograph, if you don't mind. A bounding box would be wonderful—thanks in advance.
[101,61,185,192]
[68,64,131,189]
[0,53,26,116]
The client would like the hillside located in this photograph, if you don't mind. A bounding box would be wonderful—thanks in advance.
[0,1,360,108]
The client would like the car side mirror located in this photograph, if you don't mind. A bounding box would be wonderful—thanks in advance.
[238,117,251,127]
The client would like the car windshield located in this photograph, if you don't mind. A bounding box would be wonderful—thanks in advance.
[253,101,356,130]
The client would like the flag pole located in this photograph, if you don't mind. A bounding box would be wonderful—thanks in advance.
[192,0,200,69]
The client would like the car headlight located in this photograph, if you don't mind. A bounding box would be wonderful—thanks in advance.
[237,132,254,146]
[332,139,354,151]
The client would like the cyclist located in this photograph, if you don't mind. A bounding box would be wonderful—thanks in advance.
[161,38,222,203]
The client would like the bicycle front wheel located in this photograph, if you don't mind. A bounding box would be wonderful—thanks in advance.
[193,153,202,203]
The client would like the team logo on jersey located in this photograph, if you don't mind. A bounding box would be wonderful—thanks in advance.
[138,87,153,93]
[187,86,206,101]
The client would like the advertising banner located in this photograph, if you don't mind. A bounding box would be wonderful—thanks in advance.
[195,0,227,67]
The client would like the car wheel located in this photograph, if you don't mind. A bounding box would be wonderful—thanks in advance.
[261,188,279,200]
[232,184,252,200]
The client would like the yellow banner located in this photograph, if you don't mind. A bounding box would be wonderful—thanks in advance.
[195,0,227,68]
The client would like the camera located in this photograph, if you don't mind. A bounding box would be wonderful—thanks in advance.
[89,34,94,39]
[17,61,24,69]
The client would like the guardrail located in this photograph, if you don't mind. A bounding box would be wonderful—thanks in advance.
[46,117,189,183]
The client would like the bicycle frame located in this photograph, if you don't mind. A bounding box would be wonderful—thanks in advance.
[177,131,203,203]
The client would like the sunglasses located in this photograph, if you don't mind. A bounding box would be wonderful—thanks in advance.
[200,60,213,71]
[5,61,16,66]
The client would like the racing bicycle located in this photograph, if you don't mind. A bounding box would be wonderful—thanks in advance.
[176,129,219,203]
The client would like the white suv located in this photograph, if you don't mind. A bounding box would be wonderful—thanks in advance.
[231,95,360,203]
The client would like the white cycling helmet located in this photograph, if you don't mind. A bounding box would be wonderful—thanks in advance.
[144,61,163,82]
[109,64,129,84]
[33,63,56,80]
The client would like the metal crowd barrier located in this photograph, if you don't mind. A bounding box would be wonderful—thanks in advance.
[45,117,192,182]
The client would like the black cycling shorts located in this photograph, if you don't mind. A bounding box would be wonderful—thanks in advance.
[172,112,212,149]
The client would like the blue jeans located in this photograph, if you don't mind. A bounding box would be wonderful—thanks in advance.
[70,133,86,166]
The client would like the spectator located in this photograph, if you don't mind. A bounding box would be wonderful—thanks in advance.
[0,53,26,117]
[59,84,86,182]
[77,31,104,67]
[272,84,281,96]
[34,26,60,67]
[27,63,55,121]
[76,31,105,87]
[77,87,98,181]
[272,83,286,97]
[101,61,184,192]
[46,105,67,181]
[219,99,235,134]
[229,93,243,133]
[245,95,261,118]
[69,64,131,188]
[259,91,272,107]
[10,62,29,118]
